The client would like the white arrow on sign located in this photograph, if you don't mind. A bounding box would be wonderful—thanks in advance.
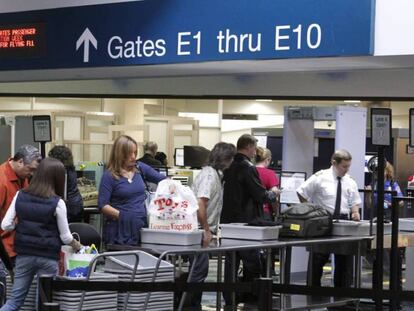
[76,28,98,63]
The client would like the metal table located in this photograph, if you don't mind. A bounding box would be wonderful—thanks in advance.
[107,234,372,311]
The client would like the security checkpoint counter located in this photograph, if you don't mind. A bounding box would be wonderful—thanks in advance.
[107,234,372,311]
[378,230,414,291]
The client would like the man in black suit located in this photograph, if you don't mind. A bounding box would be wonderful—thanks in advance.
[138,141,162,167]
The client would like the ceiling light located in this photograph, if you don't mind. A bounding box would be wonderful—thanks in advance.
[343,100,361,103]
[86,111,114,116]
[255,99,272,102]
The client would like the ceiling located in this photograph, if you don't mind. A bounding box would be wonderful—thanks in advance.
[2,54,414,99]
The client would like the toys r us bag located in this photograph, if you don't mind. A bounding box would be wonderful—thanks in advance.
[147,179,198,231]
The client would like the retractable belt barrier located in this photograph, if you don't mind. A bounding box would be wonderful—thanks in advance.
[39,276,414,311]
[39,277,271,311]
[40,192,414,311]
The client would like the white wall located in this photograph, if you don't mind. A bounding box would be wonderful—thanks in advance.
[199,128,221,150]
[35,98,101,112]
[0,97,102,112]
[375,0,414,56]
[178,112,219,127]
[146,120,168,154]
[0,97,31,110]
[223,100,283,115]
[166,99,218,115]
[55,115,83,161]
[221,115,284,132]
[221,129,251,146]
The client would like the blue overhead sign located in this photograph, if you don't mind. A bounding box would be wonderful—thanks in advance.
[0,0,375,71]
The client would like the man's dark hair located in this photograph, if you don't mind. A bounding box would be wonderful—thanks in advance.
[236,134,258,150]
[155,151,167,165]
[13,145,41,165]
[48,145,74,169]
[331,149,352,164]
[25,157,66,198]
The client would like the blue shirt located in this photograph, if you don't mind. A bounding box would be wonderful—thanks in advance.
[384,179,403,205]
[98,161,165,245]
[373,179,403,209]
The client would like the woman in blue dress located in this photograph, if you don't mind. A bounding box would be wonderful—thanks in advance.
[98,135,166,245]
[383,161,403,220]
[366,160,403,220]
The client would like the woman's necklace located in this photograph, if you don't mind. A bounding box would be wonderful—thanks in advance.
[127,174,133,183]
[122,170,134,183]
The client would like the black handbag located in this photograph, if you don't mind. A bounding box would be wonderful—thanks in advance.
[279,203,332,238]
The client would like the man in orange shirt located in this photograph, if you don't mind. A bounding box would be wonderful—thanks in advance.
[0,145,41,283]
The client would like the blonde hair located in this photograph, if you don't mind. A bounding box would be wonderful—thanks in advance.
[107,135,137,179]
[385,161,395,181]
[255,146,272,163]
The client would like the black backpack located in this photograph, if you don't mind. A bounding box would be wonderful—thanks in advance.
[279,203,332,238]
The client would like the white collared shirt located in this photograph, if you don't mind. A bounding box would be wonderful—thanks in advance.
[296,166,361,215]
[191,166,223,233]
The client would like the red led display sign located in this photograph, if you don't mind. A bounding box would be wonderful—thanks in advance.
[0,23,46,58]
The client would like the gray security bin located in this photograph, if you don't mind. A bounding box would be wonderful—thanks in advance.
[140,228,203,245]
[399,218,414,231]
[332,220,391,236]
[220,223,282,240]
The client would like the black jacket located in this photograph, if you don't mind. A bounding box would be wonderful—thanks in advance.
[66,168,84,222]
[221,153,275,224]
[138,153,162,168]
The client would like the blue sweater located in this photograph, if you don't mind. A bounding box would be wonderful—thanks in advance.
[98,162,165,245]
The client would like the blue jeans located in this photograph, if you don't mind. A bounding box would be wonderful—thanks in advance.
[0,255,57,311]
[188,253,209,306]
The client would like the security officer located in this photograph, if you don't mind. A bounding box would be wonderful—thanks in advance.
[296,149,361,288]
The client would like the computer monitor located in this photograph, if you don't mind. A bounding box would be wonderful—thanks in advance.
[154,166,168,177]
[279,171,307,204]
[183,145,210,169]
[174,148,184,167]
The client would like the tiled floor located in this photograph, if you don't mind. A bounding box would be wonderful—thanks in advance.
[189,257,414,311]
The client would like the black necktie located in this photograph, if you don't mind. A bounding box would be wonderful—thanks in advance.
[333,176,342,219]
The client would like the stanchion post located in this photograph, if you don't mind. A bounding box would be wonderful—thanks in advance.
[374,146,385,310]
[39,276,54,311]
[256,278,273,311]
[390,194,400,310]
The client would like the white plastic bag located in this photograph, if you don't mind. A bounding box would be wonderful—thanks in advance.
[147,179,198,231]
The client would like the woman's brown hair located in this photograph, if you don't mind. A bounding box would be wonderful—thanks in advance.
[107,135,138,179]
[25,157,65,198]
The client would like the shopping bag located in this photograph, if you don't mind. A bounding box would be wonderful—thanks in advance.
[147,179,199,231]
[60,245,97,278]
